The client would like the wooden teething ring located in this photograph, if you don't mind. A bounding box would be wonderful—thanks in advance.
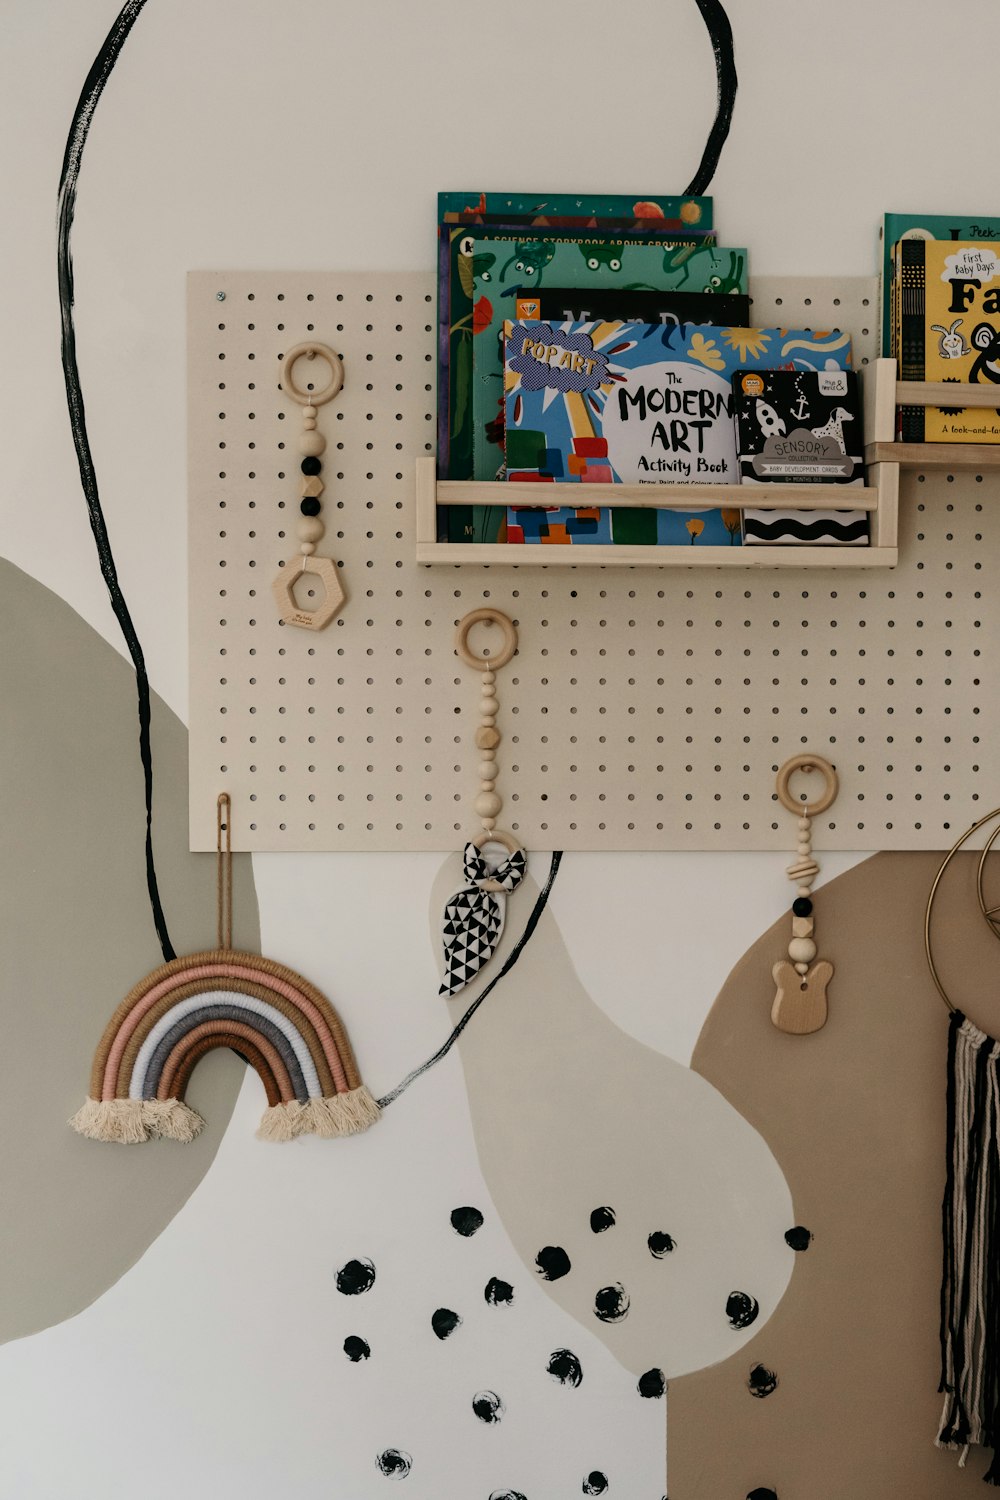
[455,608,518,671]
[775,754,839,817]
[280,341,344,406]
[472,827,522,893]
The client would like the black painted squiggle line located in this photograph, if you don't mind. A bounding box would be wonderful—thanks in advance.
[57,1,175,961]
[685,0,738,196]
[377,851,563,1108]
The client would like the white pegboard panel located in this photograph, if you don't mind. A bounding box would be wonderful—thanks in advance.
[188,271,997,852]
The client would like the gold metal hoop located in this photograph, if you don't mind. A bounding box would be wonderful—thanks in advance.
[775,754,839,817]
[280,342,344,406]
[925,806,1000,1013]
[472,827,523,894]
[454,608,518,671]
[976,821,1000,941]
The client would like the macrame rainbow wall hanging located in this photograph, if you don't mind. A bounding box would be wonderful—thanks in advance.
[71,797,379,1144]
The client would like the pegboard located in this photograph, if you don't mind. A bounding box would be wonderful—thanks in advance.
[188,271,998,852]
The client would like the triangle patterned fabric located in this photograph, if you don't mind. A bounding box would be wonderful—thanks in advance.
[439,842,527,997]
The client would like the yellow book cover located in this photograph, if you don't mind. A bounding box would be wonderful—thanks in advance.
[897,238,1000,442]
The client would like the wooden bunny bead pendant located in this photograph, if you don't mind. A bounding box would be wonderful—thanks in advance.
[771,959,833,1036]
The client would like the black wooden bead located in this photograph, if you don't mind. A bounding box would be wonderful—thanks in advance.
[300,497,322,517]
[301,456,323,476]
[792,896,813,917]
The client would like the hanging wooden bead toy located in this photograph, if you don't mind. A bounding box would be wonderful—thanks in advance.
[771,753,839,1035]
[271,340,346,630]
[440,609,527,997]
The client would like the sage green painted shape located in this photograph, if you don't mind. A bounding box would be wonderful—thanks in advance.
[430,854,794,1379]
[0,559,259,1345]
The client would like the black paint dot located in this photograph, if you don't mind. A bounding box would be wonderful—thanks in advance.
[343,1335,370,1362]
[546,1348,583,1387]
[485,1277,515,1306]
[726,1291,760,1330]
[375,1448,412,1479]
[451,1206,485,1237]
[582,1474,608,1495]
[785,1226,812,1251]
[648,1232,675,1258]
[590,1206,616,1233]
[535,1245,572,1281]
[337,1258,376,1295]
[747,1490,778,1500]
[637,1367,666,1399]
[594,1282,630,1323]
[747,1364,779,1399]
[473,1390,505,1424]
[432,1307,462,1341]
[489,1492,527,1500]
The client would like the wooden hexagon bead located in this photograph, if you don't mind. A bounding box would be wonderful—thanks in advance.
[300,475,325,498]
[475,725,501,751]
[272,554,345,631]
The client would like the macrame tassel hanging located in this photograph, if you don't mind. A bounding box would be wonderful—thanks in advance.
[937,1011,1000,1483]
[440,608,525,997]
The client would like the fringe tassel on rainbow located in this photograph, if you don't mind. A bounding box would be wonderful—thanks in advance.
[70,950,380,1144]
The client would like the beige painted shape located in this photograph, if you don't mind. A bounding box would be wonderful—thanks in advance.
[670,850,998,1497]
[0,560,259,1345]
[430,855,795,1380]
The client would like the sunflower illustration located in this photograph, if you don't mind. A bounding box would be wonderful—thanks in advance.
[686,332,726,371]
[721,327,772,361]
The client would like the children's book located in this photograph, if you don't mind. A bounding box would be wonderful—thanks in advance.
[471,235,748,483]
[503,319,852,546]
[522,287,751,329]
[879,213,1000,355]
[731,368,868,545]
[439,190,712,230]
[438,219,723,541]
[895,238,1000,443]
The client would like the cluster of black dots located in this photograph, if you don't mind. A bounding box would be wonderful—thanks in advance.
[335,1209,811,1485]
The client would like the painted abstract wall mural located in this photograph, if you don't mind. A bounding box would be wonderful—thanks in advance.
[0,559,258,1344]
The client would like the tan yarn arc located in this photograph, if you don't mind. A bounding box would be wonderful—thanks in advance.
[102,973,338,1102]
[90,949,363,1099]
[158,1023,292,1107]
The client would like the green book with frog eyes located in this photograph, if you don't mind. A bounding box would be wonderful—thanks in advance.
[438,206,732,541]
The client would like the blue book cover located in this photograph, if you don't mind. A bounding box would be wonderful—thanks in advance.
[503,319,852,546]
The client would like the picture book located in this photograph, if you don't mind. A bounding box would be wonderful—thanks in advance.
[895,238,1000,443]
[438,190,712,230]
[731,368,868,546]
[879,213,1000,355]
[470,235,749,487]
[438,216,724,542]
[502,319,853,547]
[521,287,751,330]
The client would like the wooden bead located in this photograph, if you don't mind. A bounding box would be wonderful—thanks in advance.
[479,708,497,724]
[794,961,810,976]
[478,761,498,782]
[303,416,317,430]
[299,542,316,555]
[786,854,819,883]
[482,670,496,686]
[475,726,500,750]
[798,817,811,834]
[481,818,496,831]
[791,915,815,938]
[788,936,817,964]
[797,883,813,898]
[304,405,317,419]
[301,475,325,498]
[298,516,325,543]
[474,790,502,819]
[298,430,326,457]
